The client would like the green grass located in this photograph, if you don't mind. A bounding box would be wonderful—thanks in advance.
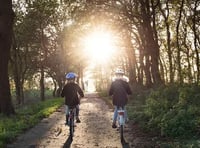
[97,91,113,108]
[0,97,64,147]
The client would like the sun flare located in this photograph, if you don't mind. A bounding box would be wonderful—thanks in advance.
[83,30,117,63]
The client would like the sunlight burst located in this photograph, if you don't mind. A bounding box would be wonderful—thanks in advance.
[83,30,117,63]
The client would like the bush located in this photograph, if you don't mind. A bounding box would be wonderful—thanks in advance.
[132,84,200,138]
[160,108,197,137]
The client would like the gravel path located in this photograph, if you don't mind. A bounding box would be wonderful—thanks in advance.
[6,92,156,148]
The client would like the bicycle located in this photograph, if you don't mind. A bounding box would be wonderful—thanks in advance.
[117,106,126,143]
[67,106,76,140]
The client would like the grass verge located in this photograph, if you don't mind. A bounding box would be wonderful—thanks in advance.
[0,97,64,147]
[98,90,200,147]
[97,91,113,109]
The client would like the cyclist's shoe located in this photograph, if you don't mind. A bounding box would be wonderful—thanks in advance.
[112,123,117,128]
[76,118,81,123]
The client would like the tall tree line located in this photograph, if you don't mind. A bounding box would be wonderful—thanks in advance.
[69,0,200,86]
[0,0,199,115]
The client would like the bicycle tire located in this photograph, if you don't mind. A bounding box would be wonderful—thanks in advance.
[69,117,74,140]
[120,125,124,143]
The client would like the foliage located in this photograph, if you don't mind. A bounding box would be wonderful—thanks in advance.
[128,84,200,144]
[24,89,54,100]
[3,0,200,114]
[0,97,64,147]
[12,89,54,107]
[97,90,113,108]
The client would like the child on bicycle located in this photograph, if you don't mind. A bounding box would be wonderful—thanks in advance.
[61,72,84,124]
[109,68,132,128]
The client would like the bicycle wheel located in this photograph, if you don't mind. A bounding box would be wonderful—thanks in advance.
[120,125,124,143]
[69,117,74,140]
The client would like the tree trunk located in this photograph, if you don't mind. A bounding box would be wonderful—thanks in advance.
[159,0,173,83]
[80,68,85,90]
[12,47,25,105]
[125,30,137,85]
[14,73,21,104]
[192,0,200,83]
[144,0,162,85]
[56,77,63,97]
[52,79,57,97]
[0,0,15,115]
[40,66,45,101]
[144,55,152,87]
[138,48,144,86]
[176,0,184,83]
[12,33,22,105]
[183,26,192,83]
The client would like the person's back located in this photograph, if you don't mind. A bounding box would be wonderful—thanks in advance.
[109,68,132,128]
[61,82,84,107]
[109,78,131,107]
[61,72,84,124]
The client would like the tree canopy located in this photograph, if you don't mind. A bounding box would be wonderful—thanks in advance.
[0,0,199,115]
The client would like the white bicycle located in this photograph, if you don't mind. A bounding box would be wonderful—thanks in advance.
[117,106,126,143]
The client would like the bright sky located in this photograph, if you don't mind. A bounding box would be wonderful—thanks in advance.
[83,29,117,64]
[82,27,119,92]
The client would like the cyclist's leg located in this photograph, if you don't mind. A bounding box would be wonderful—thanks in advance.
[76,105,81,123]
[65,105,69,124]
[112,106,118,128]
[76,105,79,116]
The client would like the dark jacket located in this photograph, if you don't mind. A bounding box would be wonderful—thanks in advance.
[61,82,84,106]
[109,79,132,106]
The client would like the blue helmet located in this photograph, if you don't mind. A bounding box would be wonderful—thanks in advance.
[65,72,77,80]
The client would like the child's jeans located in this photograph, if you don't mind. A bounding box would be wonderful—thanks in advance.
[65,105,79,117]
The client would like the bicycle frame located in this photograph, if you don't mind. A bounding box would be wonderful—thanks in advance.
[117,106,125,143]
[68,106,76,140]
[118,108,125,126]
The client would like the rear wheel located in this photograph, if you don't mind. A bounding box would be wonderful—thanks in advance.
[69,117,74,140]
[120,125,124,143]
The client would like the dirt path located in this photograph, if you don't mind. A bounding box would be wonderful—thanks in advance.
[7,93,157,148]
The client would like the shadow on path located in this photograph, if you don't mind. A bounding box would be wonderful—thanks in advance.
[122,138,130,148]
[63,135,73,148]
[62,135,130,148]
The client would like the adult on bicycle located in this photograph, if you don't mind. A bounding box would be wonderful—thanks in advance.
[109,68,132,128]
[61,72,84,124]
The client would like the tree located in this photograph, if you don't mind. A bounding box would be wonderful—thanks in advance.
[158,0,174,83]
[191,0,200,83]
[11,0,67,101]
[9,0,200,97]
[0,0,15,115]
[176,0,185,84]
